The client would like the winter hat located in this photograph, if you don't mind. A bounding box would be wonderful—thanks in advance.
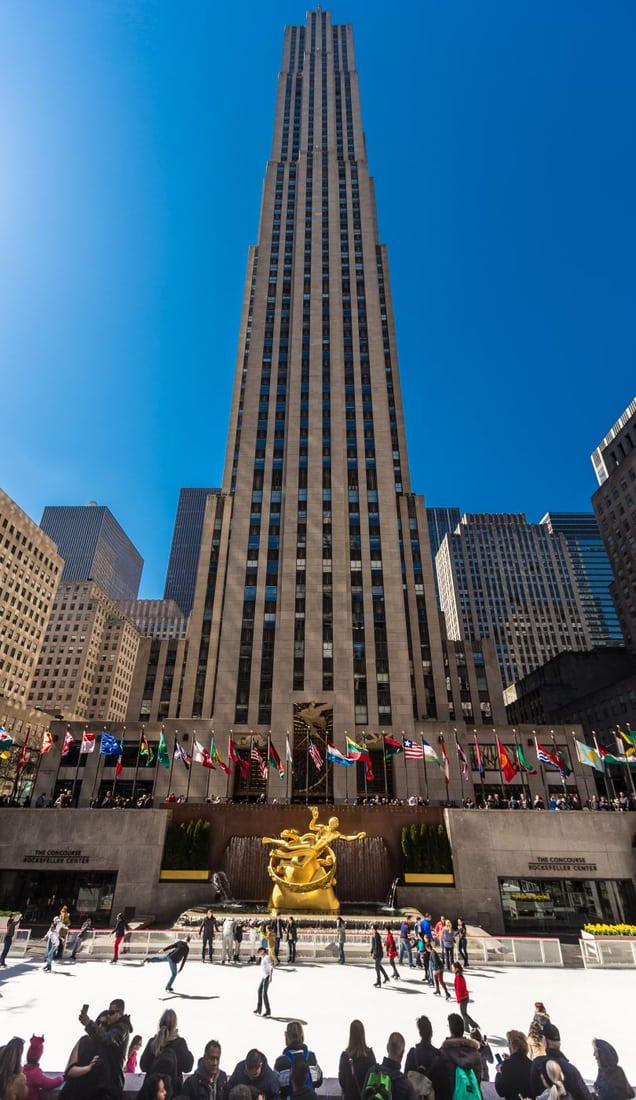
[27,1035,44,1064]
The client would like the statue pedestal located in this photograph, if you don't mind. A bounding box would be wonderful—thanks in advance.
[270,883,340,913]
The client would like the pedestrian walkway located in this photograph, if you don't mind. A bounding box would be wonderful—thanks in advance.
[0,953,633,1086]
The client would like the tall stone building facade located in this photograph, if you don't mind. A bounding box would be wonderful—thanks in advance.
[591,398,636,651]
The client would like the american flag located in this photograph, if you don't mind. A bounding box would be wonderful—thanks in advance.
[308,736,324,770]
[402,737,424,759]
[251,742,268,779]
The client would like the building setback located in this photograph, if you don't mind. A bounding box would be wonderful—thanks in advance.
[591,398,636,652]
[163,488,218,616]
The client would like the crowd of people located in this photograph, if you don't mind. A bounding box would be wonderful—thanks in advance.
[0,998,632,1100]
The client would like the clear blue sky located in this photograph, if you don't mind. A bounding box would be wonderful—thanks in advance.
[2,1,634,598]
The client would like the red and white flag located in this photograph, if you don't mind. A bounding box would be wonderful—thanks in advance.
[40,730,54,754]
[438,735,450,785]
[192,738,215,769]
[308,736,324,770]
[80,731,96,754]
[61,729,74,757]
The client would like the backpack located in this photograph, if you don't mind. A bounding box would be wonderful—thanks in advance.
[363,1066,393,1100]
[407,1069,434,1100]
[148,1044,179,1100]
[452,1066,479,1100]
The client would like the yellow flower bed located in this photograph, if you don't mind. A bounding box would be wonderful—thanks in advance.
[583,922,636,937]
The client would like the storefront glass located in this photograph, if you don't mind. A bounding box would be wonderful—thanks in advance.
[499,876,636,932]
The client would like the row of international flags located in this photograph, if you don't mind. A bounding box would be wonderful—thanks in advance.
[2,723,635,782]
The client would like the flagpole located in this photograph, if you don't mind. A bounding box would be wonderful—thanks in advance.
[417,733,426,802]
[247,733,253,802]
[112,725,125,801]
[167,734,177,798]
[454,730,465,803]
[31,734,47,801]
[305,732,309,805]
[381,731,388,800]
[132,726,142,805]
[53,726,69,799]
[91,733,106,806]
[571,730,593,804]
[11,732,29,804]
[534,734,550,807]
[71,729,84,804]
[493,728,505,803]
[185,738,193,802]
[344,731,349,804]
[285,731,290,804]
[362,732,368,800]
[616,734,636,796]
[550,729,566,796]
[592,733,614,800]
[206,730,213,801]
[474,731,484,806]
[513,729,528,803]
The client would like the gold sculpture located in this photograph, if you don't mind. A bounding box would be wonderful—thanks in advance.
[263,806,366,912]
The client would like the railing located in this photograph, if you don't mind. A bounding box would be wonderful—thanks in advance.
[25,927,562,966]
[580,936,636,968]
[3,928,32,957]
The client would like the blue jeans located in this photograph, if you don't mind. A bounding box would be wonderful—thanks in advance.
[256,977,271,1014]
[398,939,413,966]
[338,942,345,964]
[147,954,178,988]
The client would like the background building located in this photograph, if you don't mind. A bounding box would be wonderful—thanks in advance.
[163,488,218,615]
[436,513,592,688]
[540,512,623,648]
[40,503,143,602]
[427,507,461,607]
[591,398,636,651]
[28,581,140,722]
[0,488,63,705]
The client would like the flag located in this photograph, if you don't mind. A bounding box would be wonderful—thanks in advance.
[515,743,537,774]
[229,738,250,779]
[308,736,324,770]
[40,730,54,754]
[421,738,443,767]
[285,735,295,776]
[174,739,191,770]
[345,735,372,778]
[268,738,285,778]
[597,743,636,767]
[383,735,403,759]
[192,738,215,769]
[496,736,517,783]
[456,739,469,781]
[210,739,231,776]
[62,729,75,757]
[402,737,424,759]
[438,735,450,785]
[535,740,565,774]
[99,732,121,756]
[574,739,604,772]
[250,742,268,780]
[617,727,636,754]
[0,728,13,749]
[139,730,155,766]
[326,743,355,767]
[158,730,171,769]
[115,732,125,777]
[80,731,96,754]
[474,732,485,780]
[16,735,29,775]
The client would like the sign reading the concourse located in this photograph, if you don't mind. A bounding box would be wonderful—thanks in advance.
[23,849,90,865]
[527,855,597,872]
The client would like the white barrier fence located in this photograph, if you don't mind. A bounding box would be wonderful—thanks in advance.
[22,927,563,966]
[580,936,636,968]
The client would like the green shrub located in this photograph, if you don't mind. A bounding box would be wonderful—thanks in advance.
[162,819,211,870]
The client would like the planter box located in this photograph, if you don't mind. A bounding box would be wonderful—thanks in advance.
[403,873,455,885]
[159,869,210,881]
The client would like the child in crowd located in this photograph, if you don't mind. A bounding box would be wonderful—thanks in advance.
[125,1036,143,1075]
[23,1036,64,1100]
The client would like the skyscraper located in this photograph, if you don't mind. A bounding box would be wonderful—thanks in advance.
[591,398,636,651]
[540,512,622,648]
[436,513,592,687]
[40,504,142,602]
[164,488,218,616]
[130,10,507,795]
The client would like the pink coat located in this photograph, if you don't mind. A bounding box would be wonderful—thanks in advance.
[23,1063,64,1100]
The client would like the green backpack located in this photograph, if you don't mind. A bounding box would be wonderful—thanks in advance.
[452,1066,480,1100]
[363,1066,393,1100]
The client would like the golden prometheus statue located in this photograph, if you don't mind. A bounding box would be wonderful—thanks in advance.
[262,806,366,912]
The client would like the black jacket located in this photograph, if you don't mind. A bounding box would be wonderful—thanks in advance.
[228,1054,281,1100]
[494,1052,532,1100]
[180,1059,229,1100]
[365,1058,416,1100]
[199,917,218,938]
[530,1051,591,1100]
[438,1038,481,1100]
[338,1049,376,1100]
[84,1013,132,1100]
[165,939,190,967]
[370,932,383,960]
[404,1042,444,1100]
[139,1035,194,1091]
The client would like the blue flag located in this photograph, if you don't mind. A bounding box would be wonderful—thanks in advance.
[100,733,122,756]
